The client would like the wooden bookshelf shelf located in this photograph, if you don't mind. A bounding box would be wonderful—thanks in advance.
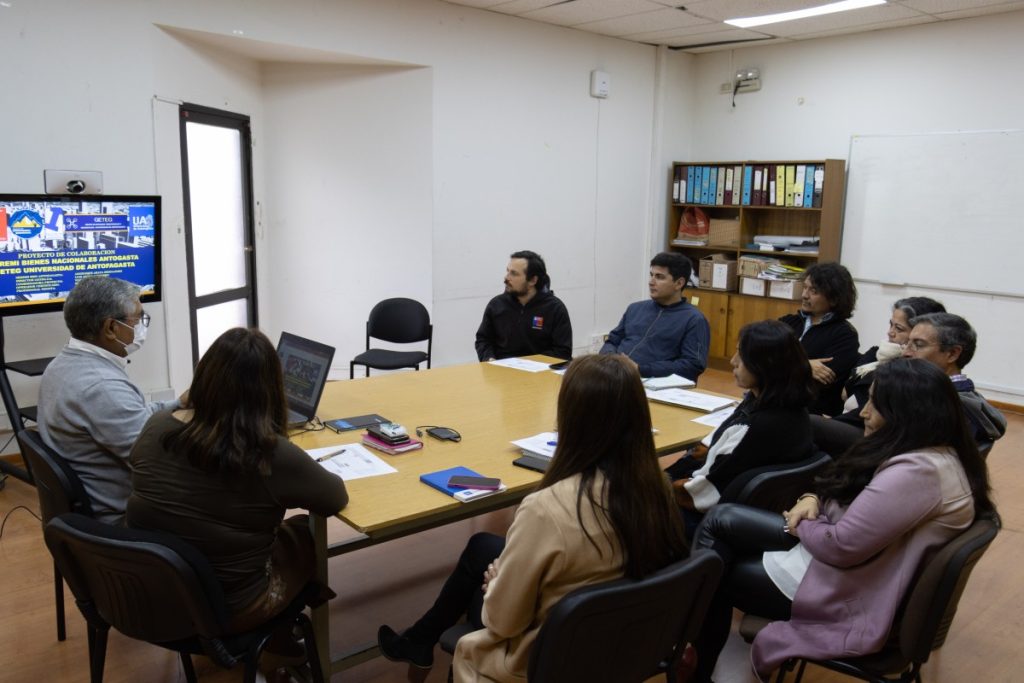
[668,159,846,362]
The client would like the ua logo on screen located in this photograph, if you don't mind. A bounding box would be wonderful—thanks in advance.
[531,316,544,330]
[131,214,154,229]
[9,210,44,239]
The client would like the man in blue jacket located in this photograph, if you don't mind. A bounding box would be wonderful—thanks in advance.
[600,252,710,380]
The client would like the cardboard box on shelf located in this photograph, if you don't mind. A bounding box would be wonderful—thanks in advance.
[769,279,805,301]
[740,276,767,297]
[699,254,737,292]
[738,254,783,278]
[708,218,741,247]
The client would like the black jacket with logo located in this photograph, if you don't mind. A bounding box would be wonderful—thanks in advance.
[475,289,572,361]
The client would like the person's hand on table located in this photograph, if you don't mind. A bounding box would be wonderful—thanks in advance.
[809,358,836,384]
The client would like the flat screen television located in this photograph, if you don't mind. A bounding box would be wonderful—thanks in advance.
[0,194,161,316]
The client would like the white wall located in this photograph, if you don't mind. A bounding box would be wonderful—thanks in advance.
[0,0,679,422]
[686,11,1024,401]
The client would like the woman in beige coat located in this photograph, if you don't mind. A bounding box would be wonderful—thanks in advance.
[378,354,688,681]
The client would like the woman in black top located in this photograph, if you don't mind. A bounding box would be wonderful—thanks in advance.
[778,262,860,416]
[668,320,815,536]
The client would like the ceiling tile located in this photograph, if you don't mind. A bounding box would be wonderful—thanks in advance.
[442,0,511,8]
[487,0,573,13]
[624,22,756,41]
[660,27,778,46]
[787,14,933,38]
[898,0,1021,12]
[575,6,712,35]
[931,0,1024,17]
[521,0,668,26]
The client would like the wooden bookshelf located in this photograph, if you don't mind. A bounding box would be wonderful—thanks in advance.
[668,159,846,365]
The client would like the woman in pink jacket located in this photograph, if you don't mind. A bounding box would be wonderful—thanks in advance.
[690,358,995,682]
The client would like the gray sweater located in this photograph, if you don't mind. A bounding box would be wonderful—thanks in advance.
[38,342,178,525]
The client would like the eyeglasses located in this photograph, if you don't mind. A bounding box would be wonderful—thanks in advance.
[119,311,151,328]
[906,339,937,351]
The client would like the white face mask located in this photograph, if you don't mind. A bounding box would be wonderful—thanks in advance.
[115,319,147,356]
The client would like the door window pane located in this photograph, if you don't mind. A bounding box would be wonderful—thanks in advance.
[185,121,247,296]
[195,298,249,360]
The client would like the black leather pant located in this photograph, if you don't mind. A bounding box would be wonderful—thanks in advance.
[691,504,798,683]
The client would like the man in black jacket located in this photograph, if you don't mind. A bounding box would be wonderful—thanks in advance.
[475,250,572,361]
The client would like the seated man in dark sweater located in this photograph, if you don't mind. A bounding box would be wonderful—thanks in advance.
[600,252,710,380]
[475,250,572,361]
[903,312,1006,446]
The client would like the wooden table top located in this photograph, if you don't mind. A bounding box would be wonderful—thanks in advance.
[291,357,714,535]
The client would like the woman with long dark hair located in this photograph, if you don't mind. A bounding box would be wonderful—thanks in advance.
[690,358,994,682]
[126,328,348,634]
[377,354,687,681]
[668,320,815,534]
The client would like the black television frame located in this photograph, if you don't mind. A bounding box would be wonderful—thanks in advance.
[0,193,162,317]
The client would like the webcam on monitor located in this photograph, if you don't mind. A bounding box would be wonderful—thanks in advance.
[43,169,103,196]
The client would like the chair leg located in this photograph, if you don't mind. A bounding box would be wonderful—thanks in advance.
[244,633,274,683]
[350,362,355,380]
[297,613,326,683]
[88,624,109,683]
[179,653,198,683]
[54,561,66,642]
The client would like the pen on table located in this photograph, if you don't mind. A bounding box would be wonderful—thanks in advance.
[316,447,347,463]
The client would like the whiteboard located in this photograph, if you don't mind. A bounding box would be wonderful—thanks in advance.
[842,130,1024,297]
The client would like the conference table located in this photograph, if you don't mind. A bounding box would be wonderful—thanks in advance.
[289,356,718,676]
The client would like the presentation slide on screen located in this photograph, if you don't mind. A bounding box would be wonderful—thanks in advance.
[0,199,157,310]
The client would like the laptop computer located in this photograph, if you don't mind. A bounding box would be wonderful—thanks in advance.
[277,332,336,427]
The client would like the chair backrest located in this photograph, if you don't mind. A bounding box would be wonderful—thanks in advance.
[366,298,431,345]
[18,429,94,522]
[896,514,999,665]
[44,513,230,644]
[720,451,832,514]
[527,550,723,682]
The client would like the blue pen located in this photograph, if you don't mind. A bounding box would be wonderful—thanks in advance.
[546,440,557,446]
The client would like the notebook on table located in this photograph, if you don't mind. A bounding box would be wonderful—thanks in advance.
[277,332,335,427]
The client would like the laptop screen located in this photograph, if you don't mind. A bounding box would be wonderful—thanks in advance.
[277,332,335,421]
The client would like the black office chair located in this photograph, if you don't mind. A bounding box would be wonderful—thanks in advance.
[350,297,432,379]
[720,451,832,514]
[44,513,326,683]
[18,429,95,642]
[440,549,723,682]
[740,514,999,683]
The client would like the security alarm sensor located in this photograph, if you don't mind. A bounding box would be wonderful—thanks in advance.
[590,70,610,99]
[44,169,104,195]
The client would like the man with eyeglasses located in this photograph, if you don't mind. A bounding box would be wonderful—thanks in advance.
[903,312,1006,446]
[38,276,183,525]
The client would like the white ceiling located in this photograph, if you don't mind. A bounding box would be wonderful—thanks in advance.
[441,0,1024,52]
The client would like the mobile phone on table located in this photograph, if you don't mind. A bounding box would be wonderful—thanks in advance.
[447,475,502,490]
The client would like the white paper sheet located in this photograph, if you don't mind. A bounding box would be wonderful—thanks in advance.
[645,388,737,413]
[511,431,558,458]
[642,373,696,390]
[305,443,397,480]
[691,407,736,428]
[489,358,552,373]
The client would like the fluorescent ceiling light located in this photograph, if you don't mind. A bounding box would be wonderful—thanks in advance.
[725,0,886,29]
